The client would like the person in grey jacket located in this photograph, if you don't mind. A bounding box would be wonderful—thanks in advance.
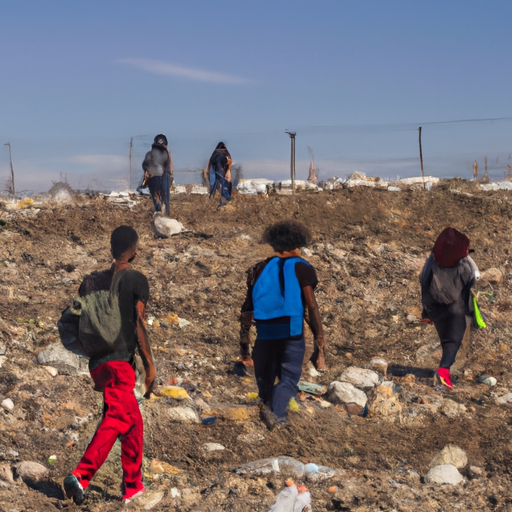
[142,134,173,216]
[419,227,479,391]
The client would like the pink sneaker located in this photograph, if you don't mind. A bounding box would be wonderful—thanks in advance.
[435,368,453,391]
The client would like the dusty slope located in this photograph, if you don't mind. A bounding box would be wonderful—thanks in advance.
[1,182,512,511]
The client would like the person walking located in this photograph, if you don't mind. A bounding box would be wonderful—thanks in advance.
[420,227,479,391]
[206,142,232,206]
[63,226,156,504]
[239,220,327,429]
[142,134,173,216]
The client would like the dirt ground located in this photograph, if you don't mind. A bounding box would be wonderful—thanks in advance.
[2,181,512,511]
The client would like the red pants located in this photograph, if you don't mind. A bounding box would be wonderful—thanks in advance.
[72,361,144,500]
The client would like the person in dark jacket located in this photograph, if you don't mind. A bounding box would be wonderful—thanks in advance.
[206,142,232,206]
[419,227,479,391]
[142,134,173,216]
[239,220,327,429]
[63,226,156,505]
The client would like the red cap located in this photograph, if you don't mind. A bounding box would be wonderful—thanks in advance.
[433,228,470,268]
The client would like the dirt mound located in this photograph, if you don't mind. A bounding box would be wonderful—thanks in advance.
[1,183,512,511]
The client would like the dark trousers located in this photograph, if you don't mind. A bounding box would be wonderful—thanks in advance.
[252,337,305,418]
[209,171,231,205]
[148,173,170,216]
[431,310,469,369]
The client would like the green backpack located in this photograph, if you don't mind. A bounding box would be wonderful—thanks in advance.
[58,277,123,359]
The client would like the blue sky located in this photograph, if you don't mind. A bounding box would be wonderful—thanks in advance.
[1,1,511,192]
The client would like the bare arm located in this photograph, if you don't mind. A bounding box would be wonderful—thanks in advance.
[303,285,327,370]
[135,300,156,398]
[239,311,253,362]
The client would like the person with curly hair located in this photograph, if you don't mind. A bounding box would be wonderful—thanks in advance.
[239,220,327,429]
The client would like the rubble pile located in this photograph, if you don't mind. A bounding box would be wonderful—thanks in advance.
[1,179,512,510]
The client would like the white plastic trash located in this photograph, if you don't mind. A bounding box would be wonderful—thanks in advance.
[269,485,312,512]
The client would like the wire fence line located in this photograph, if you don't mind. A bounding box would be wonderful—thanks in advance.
[2,117,512,194]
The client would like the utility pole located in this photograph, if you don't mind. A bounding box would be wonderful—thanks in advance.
[285,131,296,194]
[3,143,15,199]
[418,127,425,188]
[129,137,133,189]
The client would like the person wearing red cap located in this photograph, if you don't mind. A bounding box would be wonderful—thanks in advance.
[419,227,479,391]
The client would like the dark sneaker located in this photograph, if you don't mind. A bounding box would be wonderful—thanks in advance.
[275,416,288,428]
[64,474,85,504]
[434,368,454,391]
[259,405,277,431]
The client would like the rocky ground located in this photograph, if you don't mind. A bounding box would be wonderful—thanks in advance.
[1,181,512,511]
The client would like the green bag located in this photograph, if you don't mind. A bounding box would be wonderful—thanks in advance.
[472,296,487,329]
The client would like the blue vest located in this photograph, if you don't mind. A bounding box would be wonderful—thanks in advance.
[252,256,309,338]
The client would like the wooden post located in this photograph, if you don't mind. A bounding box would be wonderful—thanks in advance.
[129,137,133,189]
[3,143,15,199]
[285,131,296,194]
[418,127,425,188]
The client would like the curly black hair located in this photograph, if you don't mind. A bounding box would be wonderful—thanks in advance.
[261,220,313,253]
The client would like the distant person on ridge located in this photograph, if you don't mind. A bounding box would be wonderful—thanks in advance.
[239,220,327,429]
[62,226,157,505]
[205,142,232,206]
[419,227,480,391]
[142,134,173,216]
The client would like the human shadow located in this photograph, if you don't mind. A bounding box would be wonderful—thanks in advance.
[387,364,435,378]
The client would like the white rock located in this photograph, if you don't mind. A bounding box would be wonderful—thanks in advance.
[190,185,208,195]
[1,399,14,412]
[0,464,14,484]
[367,359,388,375]
[439,400,467,418]
[469,466,484,478]
[167,406,200,424]
[345,179,377,189]
[339,367,381,390]
[36,342,88,374]
[203,443,225,452]
[178,318,191,328]
[279,179,308,190]
[327,381,368,407]
[14,461,49,482]
[237,179,274,195]
[399,176,440,186]
[424,464,463,485]
[406,314,418,324]
[496,393,512,405]
[170,488,181,498]
[429,444,468,469]
[0,356,5,368]
[172,185,187,194]
[480,268,502,284]
[387,186,401,192]
[43,366,58,377]
[479,181,512,191]
[154,216,184,237]
[478,376,497,386]
[53,189,74,204]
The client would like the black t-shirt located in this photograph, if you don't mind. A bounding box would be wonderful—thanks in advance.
[79,265,149,370]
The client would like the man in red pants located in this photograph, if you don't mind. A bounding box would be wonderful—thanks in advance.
[63,226,156,504]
